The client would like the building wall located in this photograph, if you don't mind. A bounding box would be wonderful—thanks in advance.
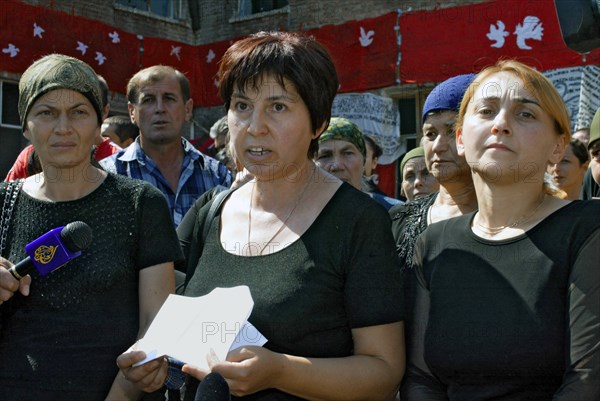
[195,1,485,43]
[3,0,486,181]
[21,0,488,45]
[22,0,196,43]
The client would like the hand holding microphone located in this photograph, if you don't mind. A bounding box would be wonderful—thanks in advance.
[7,221,93,280]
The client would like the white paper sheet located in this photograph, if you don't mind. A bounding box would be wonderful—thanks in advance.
[132,286,267,369]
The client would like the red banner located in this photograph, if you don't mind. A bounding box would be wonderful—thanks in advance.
[309,12,398,93]
[0,0,138,95]
[141,36,198,102]
[399,0,600,83]
[192,40,236,107]
[1,0,598,108]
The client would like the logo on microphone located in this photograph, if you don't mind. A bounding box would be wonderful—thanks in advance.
[34,245,58,264]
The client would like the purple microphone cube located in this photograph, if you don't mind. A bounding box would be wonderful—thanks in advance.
[24,226,82,276]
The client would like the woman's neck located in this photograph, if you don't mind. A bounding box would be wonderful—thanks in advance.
[429,180,478,224]
[562,183,582,201]
[436,179,477,207]
[473,181,546,231]
[252,161,316,211]
[26,164,106,202]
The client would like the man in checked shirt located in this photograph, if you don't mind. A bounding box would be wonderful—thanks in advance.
[101,65,232,227]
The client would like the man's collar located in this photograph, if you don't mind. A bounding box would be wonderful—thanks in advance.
[117,136,145,163]
[118,136,206,166]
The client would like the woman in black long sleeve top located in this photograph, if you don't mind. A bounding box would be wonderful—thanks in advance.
[403,60,600,400]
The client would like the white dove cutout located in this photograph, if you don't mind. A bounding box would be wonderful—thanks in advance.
[170,46,182,60]
[33,23,44,38]
[95,52,107,65]
[109,31,120,44]
[76,41,88,55]
[2,44,19,57]
[514,16,543,50]
[206,49,216,63]
[487,21,509,48]
[359,26,375,47]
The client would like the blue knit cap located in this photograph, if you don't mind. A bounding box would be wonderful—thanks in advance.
[422,73,476,123]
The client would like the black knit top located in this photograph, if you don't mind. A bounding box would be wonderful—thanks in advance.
[0,174,183,400]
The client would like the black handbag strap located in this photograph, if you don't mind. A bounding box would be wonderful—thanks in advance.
[202,187,234,243]
[0,179,24,257]
[180,186,238,291]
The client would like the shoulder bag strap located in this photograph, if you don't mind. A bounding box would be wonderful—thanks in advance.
[0,179,24,257]
[181,186,241,290]
[202,188,234,243]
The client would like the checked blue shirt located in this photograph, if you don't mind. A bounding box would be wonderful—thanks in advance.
[100,137,232,226]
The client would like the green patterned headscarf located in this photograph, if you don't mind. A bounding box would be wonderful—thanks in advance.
[318,117,366,159]
[18,54,103,129]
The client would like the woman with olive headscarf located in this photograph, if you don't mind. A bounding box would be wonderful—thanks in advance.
[0,54,182,400]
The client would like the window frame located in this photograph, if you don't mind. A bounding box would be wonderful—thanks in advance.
[230,0,289,23]
[1,80,21,129]
[114,0,184,21]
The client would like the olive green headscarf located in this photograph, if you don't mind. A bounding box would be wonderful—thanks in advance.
[400,146,425,175]
[18,54,103,129]
[318,117,366,159]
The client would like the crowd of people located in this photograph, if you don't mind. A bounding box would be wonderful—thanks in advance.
[0,29,598,401]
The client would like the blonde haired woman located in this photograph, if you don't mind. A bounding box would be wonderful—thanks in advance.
[402,60,599,400]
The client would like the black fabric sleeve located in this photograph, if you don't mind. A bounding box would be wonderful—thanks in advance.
[344,203,404,328]
[554,228,600,400]
[400,234,449,400]
[135,184,184,269]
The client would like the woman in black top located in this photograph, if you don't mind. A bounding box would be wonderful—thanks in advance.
[118,31,405,400]
[0,54,181,400]
[404,60,600,400]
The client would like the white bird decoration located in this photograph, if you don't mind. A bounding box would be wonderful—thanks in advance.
[95,52,107,65]
[76,41,88,55]
[514,16,543,50]
[487,21,509,48]
[33,23,45,38]
[359,26,375,47]
[206,49,216,63]
[108,31,120,44]
[2,44,19,57]
[170,46,181,61]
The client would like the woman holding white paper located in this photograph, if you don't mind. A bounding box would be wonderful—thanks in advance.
[117,31,405,400]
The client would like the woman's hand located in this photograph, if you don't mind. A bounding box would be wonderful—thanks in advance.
[115,350,168,393]
[183,346,284,397]
[0,257,31,304]
[183,323,404,400]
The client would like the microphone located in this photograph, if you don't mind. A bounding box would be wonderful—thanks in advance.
[8,221,93,280]
[195,372,231,401]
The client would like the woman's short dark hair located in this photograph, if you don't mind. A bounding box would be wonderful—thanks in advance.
[569,138,590,165]
[218,31,339,158]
